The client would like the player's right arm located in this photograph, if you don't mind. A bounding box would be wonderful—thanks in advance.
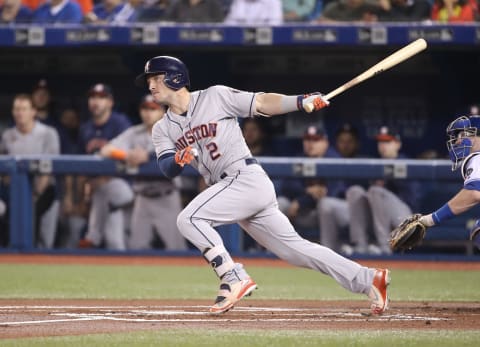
[255,92,329,116]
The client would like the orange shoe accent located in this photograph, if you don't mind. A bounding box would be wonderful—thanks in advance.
[370,268,390,315]
[209,277,257,314]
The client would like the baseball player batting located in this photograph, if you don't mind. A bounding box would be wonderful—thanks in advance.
[136,56,390,314]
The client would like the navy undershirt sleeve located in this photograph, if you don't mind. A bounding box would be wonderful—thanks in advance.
[158,153,183,178]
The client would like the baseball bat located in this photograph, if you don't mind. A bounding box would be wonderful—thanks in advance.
[304,38,428,113]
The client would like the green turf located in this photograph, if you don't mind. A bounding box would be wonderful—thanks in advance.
[0,264,479,301]
[2,329,479,347]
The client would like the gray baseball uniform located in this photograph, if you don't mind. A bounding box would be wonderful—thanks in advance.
[153,85,375,295]
[1,121,60,248]
[110,124,187,250]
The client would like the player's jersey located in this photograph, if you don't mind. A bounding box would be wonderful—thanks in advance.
[110,123,177,194]
[1,121,60,188]
[79,111,131,154]
[152,85,258,185]
[0,121,60,155]
[461,152,480,190]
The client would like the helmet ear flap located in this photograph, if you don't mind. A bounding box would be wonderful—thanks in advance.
[164,72,187,90]
[135,56,190,89]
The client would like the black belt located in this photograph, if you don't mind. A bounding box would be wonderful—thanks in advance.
[220,158,259,180]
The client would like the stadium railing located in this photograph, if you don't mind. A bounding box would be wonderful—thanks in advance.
[1,23,479,47]
[0,155,477,255]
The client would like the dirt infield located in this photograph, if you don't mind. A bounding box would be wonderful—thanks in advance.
[0,254,479,338]
[0,299,478,338]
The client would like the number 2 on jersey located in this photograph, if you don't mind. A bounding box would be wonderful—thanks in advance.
[206,142,221,160]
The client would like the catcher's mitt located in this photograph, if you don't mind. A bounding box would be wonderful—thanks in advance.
[390,213,427,251]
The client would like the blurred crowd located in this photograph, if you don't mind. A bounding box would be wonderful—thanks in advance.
[0,79,475,255]
[0,0,480,25]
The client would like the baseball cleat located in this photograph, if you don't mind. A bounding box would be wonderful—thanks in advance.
[369,268,390,315]
[209,277,257,314]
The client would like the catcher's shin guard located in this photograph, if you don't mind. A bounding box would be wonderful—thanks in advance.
[369,268,390,315]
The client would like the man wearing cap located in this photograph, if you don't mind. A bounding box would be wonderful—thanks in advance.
[100,95,187,250]
[277,124,349,251]
[76,83,134,250]
[342,126,421,255]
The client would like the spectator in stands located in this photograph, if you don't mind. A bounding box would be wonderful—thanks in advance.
[315,0,381,22]
[0,94,60,249]
[84,0,124,23]
[1,0,32,23]
[77,0,93,14]
[76,83,134,250]
[32,0,83,23]
[282,0,321,22]
[343,126,421,255]
[276,125,348,251]
[431,0,476,22]
[164,0,224,22]
[100,95,187,250]
[224,0,283,24]
[377,0,432,21]
[31,79,58,128]
[110,0,145,23]
[136,0,168,21]
[21,0,40,11]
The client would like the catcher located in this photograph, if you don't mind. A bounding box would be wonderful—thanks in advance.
[390,115,480,251]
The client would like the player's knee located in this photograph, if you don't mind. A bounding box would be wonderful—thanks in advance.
[176,209,192,235]
[318,197,335,215]
[346,185,365,201]
[367,185,384,199]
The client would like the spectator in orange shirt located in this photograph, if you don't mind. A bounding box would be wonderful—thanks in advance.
[22,0,41,11]
[22,0,92,13]
[431,0,475,22]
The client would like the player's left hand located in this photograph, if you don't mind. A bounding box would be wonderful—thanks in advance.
[300,92,330,113]
[175,146,198,167]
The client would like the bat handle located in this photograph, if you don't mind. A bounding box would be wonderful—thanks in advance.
[304,103,315,113]
[303,93,332,113]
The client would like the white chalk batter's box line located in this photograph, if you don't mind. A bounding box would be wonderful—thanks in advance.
[0,305,451,326]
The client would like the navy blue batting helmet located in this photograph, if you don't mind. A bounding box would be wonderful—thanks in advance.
[135,56,190,90]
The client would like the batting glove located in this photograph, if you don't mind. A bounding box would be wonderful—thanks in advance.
[297,92,330,113]
[175,146,197,167]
